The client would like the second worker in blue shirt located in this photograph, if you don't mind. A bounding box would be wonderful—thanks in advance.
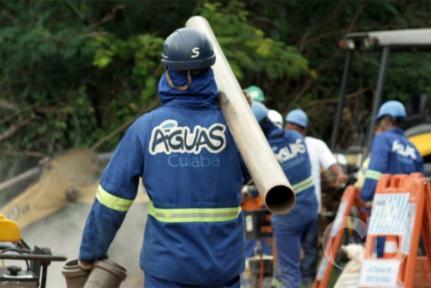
[252,101,318,288]
[361,100,424,202]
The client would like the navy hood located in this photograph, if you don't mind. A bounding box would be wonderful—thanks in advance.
[158,68,219,109]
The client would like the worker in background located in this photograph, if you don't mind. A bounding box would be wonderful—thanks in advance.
[245,84,285,130]
[241,86,274,269]
[285,108,347,284]
[361,100,424,202]
[252,101,318,288]
[79,28,246,288]
[245,85,266,103]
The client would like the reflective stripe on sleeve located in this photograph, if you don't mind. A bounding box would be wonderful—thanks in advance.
[147,201,241,223]
[292,176,314,194]
[96,185,133,212]
[365,169,382,181]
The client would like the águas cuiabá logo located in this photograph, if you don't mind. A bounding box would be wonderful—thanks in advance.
[149,120,226,167]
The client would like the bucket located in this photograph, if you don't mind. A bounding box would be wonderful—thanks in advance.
[83,259,127,288]
[62,259,90,288]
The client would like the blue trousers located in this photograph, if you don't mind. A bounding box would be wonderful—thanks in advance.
[144,273,240,288]
[301,219,318,283]
[273,212,318,288]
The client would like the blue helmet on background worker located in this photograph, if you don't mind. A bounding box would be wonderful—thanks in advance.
[252,101,269,122]
[246,85,266,103]
[285,109,308,128]
[376,100,407,120]
[161,28,216,71]
[260,109,317,287]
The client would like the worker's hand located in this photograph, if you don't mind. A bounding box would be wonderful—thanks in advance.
[78,260,94,271]
[335,172,348,186]
[243,90,252,106]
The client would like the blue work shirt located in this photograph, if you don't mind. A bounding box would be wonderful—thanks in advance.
[361,128,424,201]
[260,120,318,226]
[79,68,245,286]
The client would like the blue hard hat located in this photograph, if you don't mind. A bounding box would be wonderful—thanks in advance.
[285,109,308,128]
[161,28,216,71]
[376,100,406,120]
[252,101,269,122]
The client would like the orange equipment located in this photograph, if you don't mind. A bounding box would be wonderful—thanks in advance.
[313,185,366,288]
[241,191,274,288]
[315,173,431,288]
[358,173,431,288]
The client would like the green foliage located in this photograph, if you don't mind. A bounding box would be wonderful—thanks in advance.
[200,2,308,81]
[0,0,166,153]
[1,0,431,155]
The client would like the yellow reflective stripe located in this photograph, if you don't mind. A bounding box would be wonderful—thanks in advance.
[271,278,283,288]
[292,176,314,194]
[147,201,241,223]
[96,185,133,212]
[365,169,382,181]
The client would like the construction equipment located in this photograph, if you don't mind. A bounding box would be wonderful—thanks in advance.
[316,29,431,288]
[241,185,274,288]
[0,213,66,288]
[330,29,431,176]
[323,28,431,248]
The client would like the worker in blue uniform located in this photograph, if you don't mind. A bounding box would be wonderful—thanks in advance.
[361,100,424,202]
[361,100,424,257]
[79,28,245,287]
[285,108,347,285]
[252,101,318,288]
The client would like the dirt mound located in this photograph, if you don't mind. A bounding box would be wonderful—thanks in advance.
[1,149,100,227]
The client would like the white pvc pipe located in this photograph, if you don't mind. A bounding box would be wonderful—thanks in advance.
[186,16,295,214]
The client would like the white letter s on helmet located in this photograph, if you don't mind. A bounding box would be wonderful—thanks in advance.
[191,47,200,58]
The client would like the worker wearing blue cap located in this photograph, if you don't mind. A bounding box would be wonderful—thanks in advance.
[285,108,347,284]
[252,101,318,288]
[361,100,424,202]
